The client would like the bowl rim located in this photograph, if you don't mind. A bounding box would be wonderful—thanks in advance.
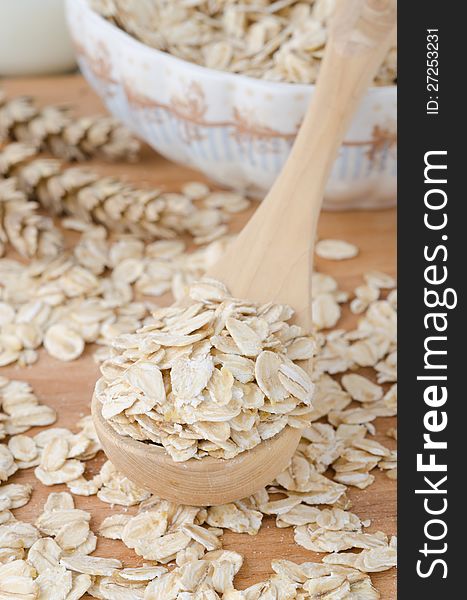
[72,0,396,96]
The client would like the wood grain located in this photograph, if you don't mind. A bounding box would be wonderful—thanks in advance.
[0,75,396,598]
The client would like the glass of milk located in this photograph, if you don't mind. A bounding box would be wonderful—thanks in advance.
[0,0,76,76]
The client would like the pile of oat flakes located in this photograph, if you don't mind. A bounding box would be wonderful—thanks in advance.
[0,92,396,598]
[90,0,397,85]
[96,278,317,461]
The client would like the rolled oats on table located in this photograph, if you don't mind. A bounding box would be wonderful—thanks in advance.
[311,293,341,331]
[0,377,56,439]
[323,536,397,573]
[0,91,140,162]
[374,351,397,384]
[363,271,396,291]
[0,142,253,370]
[223,557,382,599]
[0,142,250,244]
[315,239,359,261]
[90,0,397,86]
[43,324,86,362]
[350,284,380,315]
[96,460,150,506]
[309,272,349,333]
[0,177,63,260]
[98,514,132,540]
[0,200,246,368]
[340,374,383,404]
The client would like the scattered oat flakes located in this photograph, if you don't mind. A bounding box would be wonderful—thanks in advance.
[315,239,359,260]
[43,324,85,362]
[364,270,396,290]
[60,555,122,576]
[341,374,383,403]
[312,293,341,330]
[323,536,397,572]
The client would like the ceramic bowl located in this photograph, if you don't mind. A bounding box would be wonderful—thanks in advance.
[66,0,396,210]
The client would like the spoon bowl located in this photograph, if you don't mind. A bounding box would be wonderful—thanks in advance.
[92,0,397,506]
[92,392,301,506]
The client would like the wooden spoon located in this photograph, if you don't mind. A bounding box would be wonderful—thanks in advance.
[93,0,397,506]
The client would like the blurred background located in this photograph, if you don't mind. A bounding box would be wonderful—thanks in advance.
[0,0,76,76]
[0,0,396,211]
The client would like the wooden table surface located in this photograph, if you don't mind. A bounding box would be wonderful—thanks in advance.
[1,75,397,598]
